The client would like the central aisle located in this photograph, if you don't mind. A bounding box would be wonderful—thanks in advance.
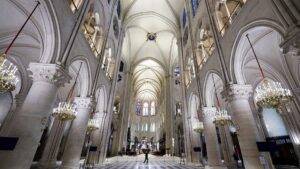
[93,155,203,169]
[95,161,203,169]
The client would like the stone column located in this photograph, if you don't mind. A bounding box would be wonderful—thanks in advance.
[0,63,70,169]
[60,97,94,169]
[165,75,174,155]
[117,71,133,152]
[37,119,67,168]
[177,37,192,163]
[190,118,202,164]
[202,107,225,168]
[222,84,264,169]
[218,124,234,166]
[87,111,106,165]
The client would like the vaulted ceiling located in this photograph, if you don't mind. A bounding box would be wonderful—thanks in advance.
[121,0,183,101]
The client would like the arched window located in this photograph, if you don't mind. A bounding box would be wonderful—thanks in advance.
[174,65,180,77]
[143,102,149,116]
[136,100,141,116]
[101,48,115,79]
[150,101,155,116]
[197,28,215,70]
[82,7,103,57]
[190,0,200,16]
[145,123,148,132]
[151,123,156,132]
[215,0,246,36]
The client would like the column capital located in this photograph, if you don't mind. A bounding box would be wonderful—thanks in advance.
[74,97,95,110]
[222,84,253,101]
[28,63,71,87]
[283,41,300,57]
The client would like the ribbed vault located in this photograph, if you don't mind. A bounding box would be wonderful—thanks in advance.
[121,0,183,103]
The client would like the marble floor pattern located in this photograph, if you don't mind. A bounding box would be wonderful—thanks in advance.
[94,161,203,169]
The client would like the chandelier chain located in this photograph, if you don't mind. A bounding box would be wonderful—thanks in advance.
[4,1,40,55]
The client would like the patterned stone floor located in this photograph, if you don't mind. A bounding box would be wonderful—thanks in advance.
[95,161,203,169]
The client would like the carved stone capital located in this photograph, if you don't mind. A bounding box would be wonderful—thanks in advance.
[74,97,95,110]
[28,63,71,87]
[281,28,300,56]
[285,42,300,57]
[222,84,253,101]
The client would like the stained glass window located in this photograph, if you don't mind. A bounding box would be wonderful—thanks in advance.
[182,8,187,28]
[136,100,141,116]
[150,101,155,115]
[191,0,200,17]
[143,102,149,116]
[174,65,180,76]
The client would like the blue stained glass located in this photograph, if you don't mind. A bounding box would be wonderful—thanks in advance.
[191,0,200,17]
[183,8,187,28]
[136,101,141,116]
[174,65,180,76]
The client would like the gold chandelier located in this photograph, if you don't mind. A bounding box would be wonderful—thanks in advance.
[192,121,204,133]
[246,34,293,109]
[52,102,77,121]
[211,74,237,128]
[52,62,82,121]
[0,1,40,93]
[0,55,18,93]
[213,109,232,126]
[255,79,293,108]
[87,118,99,132]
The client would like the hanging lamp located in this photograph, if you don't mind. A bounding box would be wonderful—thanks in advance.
[86,93,100,132]
[52,62,83,121]
[192,121,204,133]
[211,74,232,126]
[87,118,99,132]
[246,34,293,109]
[0,1,40,93]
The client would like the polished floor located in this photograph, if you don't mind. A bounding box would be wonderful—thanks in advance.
[95,161,203,169]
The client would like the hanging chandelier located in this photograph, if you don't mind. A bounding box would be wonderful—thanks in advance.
[0,1,40,93]
[246,34,293,109]
[87,118,99,132]
[213,109,232,126]
[52,102,77,121]
[192,121,204,133]
[210,74,236,128]
[52,62,83,121]
[0,55,18,93]
[255,79,293,108]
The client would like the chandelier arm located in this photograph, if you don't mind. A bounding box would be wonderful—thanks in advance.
[66,62,83,102]
[4,1,40,55]
[245,34,265,79]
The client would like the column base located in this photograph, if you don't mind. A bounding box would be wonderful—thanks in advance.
[204,165,228,169]
[187,162,203,167]
[60,163,80,169]
[36,160,58,169]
